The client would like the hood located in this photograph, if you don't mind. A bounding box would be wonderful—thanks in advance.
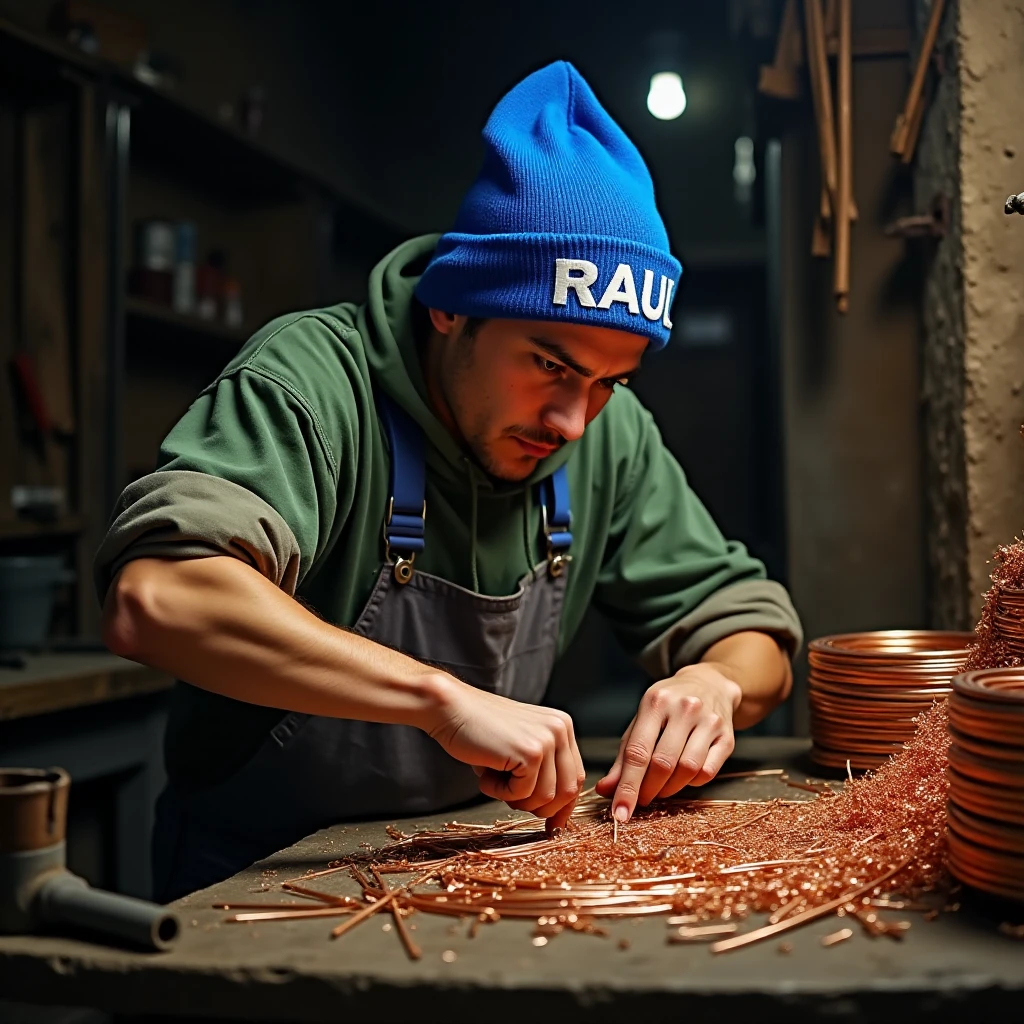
[359,234,577,494]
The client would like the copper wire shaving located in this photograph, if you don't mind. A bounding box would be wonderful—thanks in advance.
[964,539,1024,671]
[947,668,1024,902]
[808,630,972,769]
[253,703,952,956]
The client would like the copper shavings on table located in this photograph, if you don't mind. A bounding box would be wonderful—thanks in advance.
[221,703,963,959]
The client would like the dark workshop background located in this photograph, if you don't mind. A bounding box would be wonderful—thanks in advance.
[0,0,925,899]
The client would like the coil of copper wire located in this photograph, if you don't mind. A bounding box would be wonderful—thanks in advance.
[947,667,1024,902]
[990,587,1024,662]
[808,630,974,770]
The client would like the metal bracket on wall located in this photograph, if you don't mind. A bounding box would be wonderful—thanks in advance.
[1005,191,1024,216]
[884,194,948,240]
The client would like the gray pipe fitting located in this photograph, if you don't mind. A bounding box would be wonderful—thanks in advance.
[0,767,179,951]
[35,872,179,951]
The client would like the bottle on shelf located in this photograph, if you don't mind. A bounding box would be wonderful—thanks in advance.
[196,249,226,321]
[129,219,175,305]
[172,222,197,316]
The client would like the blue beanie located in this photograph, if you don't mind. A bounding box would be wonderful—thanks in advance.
[415,61,682,350]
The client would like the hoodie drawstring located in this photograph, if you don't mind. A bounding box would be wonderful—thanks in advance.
[466,460,480,594]
[464,458,538,592]
[522,488,536,579]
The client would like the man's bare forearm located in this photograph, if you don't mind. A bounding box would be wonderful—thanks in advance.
[102,556,452,729]
[696,630,793,729]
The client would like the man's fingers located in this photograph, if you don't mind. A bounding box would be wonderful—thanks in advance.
[476,747,541,803]
[546,799,576,832]
[637,719,695,808]
[695,733,735,786]
[532,736,583,820]
[657,725,734,798]
[509,742,559,813]
[610,711,666,822]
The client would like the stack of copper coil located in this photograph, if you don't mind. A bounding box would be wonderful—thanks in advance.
[989,586,1024,662]
[947,668,1024,901]
[808,630,974,770]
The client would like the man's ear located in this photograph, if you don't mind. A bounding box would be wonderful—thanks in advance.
[428,308,459,336]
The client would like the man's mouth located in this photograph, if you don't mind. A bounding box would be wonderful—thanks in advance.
[512,437,558,458]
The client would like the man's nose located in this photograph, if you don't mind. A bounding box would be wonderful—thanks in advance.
[542,392,588,443]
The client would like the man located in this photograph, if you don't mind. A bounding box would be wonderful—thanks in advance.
[97,62,801,902]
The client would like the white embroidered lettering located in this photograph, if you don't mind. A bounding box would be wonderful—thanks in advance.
[552,259,598,308]
[662,278,676,329]
[596,263,640,314]
[641,270,669,321]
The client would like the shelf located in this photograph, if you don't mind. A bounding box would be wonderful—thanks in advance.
[125,296,248,350]
[0,517,83,541]
[0,16,405,225]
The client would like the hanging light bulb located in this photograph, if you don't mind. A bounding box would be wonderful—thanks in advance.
[647,71,687,120]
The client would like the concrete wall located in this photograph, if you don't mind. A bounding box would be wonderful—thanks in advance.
[919,0,1024,627]
[959,0,1024,617]
[780,49,927,734]
[916,0,969,629]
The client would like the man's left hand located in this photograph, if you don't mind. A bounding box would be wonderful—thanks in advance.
[595,665,742,822]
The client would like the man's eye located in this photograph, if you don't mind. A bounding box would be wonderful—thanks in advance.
[601,377,630,390]
[535,355,562,374]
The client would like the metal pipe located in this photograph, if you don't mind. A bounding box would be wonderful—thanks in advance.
[34,872,179,952]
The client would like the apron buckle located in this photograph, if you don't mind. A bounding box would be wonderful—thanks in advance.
[540,503,572,579]
[547,550,571,578]
[384,497,426,585]
[392,555,416,584]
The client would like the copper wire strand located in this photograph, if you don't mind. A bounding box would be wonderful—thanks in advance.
[715,769,786,779]
[719,810,773,835]
[331,860,457,939]
[371,866,422,960]
[280,883,361,906]
[229,906,358,923]
[212,899,327,910]
[768,897,807,925]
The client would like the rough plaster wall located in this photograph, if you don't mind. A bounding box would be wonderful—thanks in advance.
[958,0,1024,618]
[916,0,970,629]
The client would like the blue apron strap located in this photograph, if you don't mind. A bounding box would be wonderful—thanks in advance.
[538,464,572,578]
[378,393,426,584]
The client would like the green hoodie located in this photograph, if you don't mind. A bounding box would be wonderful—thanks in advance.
[95,235,801,792]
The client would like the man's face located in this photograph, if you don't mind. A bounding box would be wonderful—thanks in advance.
[426,311,648,482]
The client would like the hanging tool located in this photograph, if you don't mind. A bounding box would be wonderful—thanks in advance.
[890,0,946,162]
[758,0,803,100]
[834,0,853,313]
[803,0,858,258]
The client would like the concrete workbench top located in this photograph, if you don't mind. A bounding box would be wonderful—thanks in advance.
[0,738,1021,1023]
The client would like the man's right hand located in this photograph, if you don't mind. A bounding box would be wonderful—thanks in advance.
[423,679,586,830]
[105,557,585,827]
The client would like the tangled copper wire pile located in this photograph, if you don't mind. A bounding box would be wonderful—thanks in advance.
[964,539,1024,671]
[947,668,1024,901]
[225,702,954,956]
[808,630,972,769]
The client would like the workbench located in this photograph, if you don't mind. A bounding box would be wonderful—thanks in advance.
[0,652,172,721]
[0,653,173,898]
[0,738,1021,1023]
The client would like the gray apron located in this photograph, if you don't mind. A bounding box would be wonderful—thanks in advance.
[152,395,573,900]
